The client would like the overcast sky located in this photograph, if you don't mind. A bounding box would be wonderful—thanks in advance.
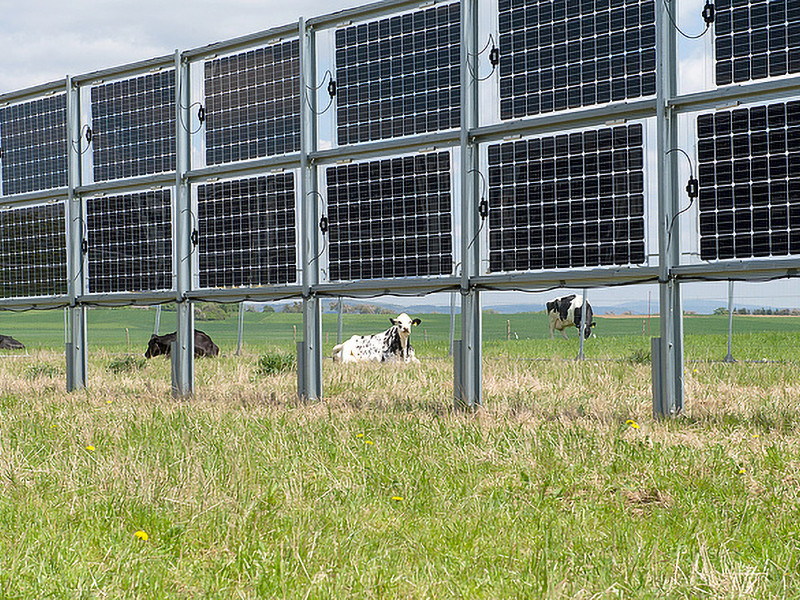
[0,0,362,93]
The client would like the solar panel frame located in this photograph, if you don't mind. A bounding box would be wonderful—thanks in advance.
[486,123,647,272]
[85,189,173,294]
[333,2,461,146]
[497,0,657,121]
[203,39,301,166]
[714,0,800,86]
[0,201,67,298]
[696,98,800,261]
[324,151,454,281]
[0,94,68,196]
[89,70,177,182]
[196,172,298,288]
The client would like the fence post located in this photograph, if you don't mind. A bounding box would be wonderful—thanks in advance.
[236,301,245,356]
[724,280,736,363]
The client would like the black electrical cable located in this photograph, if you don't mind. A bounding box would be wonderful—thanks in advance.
[665,147,700,248]
[467,34,500,82]
[466,169,489,251]
[304,70,336,116]
[663,0,715,40]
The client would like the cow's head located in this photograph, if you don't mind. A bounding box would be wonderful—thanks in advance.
[145,334,168,358]
[580,305,596,339]
[390,313,421,338]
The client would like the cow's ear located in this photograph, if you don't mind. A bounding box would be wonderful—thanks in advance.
[412,318,421,326]
[591,322,596,327]
[390,318,398,326]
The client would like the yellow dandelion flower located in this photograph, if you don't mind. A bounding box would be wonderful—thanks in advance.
[391,496,404,502]
[356,433,364,438]
[134,530,149,541]
[752,433,759,438]
[738,469,745,474]
[106,399,112,404]
[693,369,698,374]
[625,419,640,430]
[85,445,95,452]
[365,439,374,446]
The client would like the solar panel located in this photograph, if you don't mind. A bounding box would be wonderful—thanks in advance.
[334,3,461,145]
[0,94,67,196]
[204,40,301,165]
[0,202,67,298]
[498,0,657,120]
[90,71,176,182]
[714,0,800,85]
[696,100,800,260]
[487,123,646,270]
[325,152,453,281]
[86,190,172,293]
[197,173,297,287]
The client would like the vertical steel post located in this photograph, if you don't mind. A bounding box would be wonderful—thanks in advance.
[724,280,736,362]
[65,76,87,391]
[456,0,482,408]
[577,288,587,360]
[655,1,684,416]
[154,304,162,335]
[448,291,457,357]
[174,50,195,397]
[299,18,323,401]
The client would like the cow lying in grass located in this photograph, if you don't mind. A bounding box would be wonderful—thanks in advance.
[145,330,219,358]
[0,335,24,350]
[332,313,421,364]
[546,294,596,340]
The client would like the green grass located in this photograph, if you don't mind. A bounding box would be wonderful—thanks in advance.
[1,309,799,597]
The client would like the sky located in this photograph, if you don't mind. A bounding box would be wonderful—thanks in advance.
[2,0,799,312]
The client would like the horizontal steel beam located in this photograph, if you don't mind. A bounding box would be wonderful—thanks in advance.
[185,154,301,184]
[0,80,65,105]
[313,276,461,297]
[0,295,70,311]
[310,130,461,165]
[71,55,175,86]
[186,285,304,303]
[672,259,800,282]
[307,0,447,29]
[472,266,661,291]
[182,23,299,61]
[670,76,800,115]
[76,174,175,197]
[471,98,658,143]
[0,189,66,208]
[79,291,177,306]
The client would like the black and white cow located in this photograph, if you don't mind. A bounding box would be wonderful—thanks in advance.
[546,295,596,340]
[0,335,24,350]
[332,313,421,364]
[145,330,220,358]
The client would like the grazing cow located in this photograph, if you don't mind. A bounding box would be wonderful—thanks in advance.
[332,313,421,364]
[546,294,596,340]
[0,335,24,350]
[145,330,219,358]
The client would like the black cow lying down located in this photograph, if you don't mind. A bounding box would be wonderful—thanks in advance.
[145,330,219,358]
[0,335,24,350]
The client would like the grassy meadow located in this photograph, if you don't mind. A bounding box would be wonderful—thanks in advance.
[1,308,800,598]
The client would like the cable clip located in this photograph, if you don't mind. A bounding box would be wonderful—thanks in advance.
[327,80,337,98]
[319,215,329,234]
[81,239,89,254]
[190,229,199,246]
[685,176,699,200]
[702,0,715,24]
[198,106,206,124]
[85,128,93,143]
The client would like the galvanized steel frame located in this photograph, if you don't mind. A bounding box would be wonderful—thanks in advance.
[0,0,798,408]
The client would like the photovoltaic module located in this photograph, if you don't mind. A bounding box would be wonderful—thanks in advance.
[197,173,297,287]
[325,152,453,280]
[487,124,646,271]
[696,100,800,260]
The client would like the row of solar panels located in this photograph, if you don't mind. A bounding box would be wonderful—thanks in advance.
[1,90,799,298]
[2,0,799,196]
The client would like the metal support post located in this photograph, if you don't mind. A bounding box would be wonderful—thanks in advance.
[65,76,87,391]
[173,50,194,397]
[337,297,344,344]
[724,280,736,363]
[448,292,457,357]
[655,2,684,416]
[154,304,162,335]
[455,0,482,409]
[299,17,322,401]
